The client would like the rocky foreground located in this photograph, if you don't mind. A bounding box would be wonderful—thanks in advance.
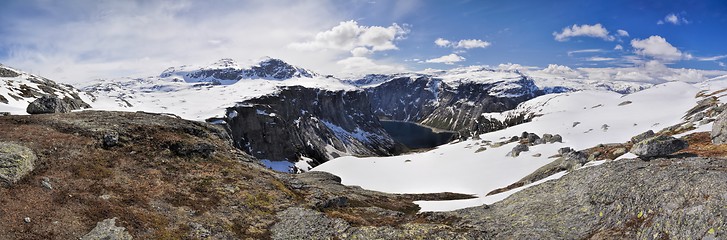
[1,111,727,239]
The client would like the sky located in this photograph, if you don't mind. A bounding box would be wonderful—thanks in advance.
[0,0,726,84]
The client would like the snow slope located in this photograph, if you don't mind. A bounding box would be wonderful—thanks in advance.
[0,65,92,114]
[314,81,706,212]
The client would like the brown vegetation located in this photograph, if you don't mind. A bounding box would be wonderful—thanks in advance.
[0,111,471,239]
[678,131,727,157]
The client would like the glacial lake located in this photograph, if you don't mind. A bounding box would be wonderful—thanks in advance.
[380,120,456,149]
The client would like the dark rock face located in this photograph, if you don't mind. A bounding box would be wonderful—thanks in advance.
[218,86,403,166]
[366,77,440,122]
[0,66,21,78]
[630,135,688,158]
[365,75,539,137]
[26,96,73,114]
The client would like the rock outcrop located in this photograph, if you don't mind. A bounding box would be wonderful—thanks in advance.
[0,142,36,186]
[450,157,727,239]
[711,111,727,144]
[507,144,529,157]
[217,86,403,166]
[631,130,655,143]
[81,218,132,240]
[630,135,688,158]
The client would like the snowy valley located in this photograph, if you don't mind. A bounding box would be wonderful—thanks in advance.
[4,58,727,210]
[3,58,727,238]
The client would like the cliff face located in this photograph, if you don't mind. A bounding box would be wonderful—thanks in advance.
[365,76,441,122]
[218,86,404,166]
[365,75,540,137]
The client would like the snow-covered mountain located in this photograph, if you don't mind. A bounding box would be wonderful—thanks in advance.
[84,58,396,169]
[83,58,352,120]
[80,57,727,174]
[0,64,91,114]
[159,57,319,85]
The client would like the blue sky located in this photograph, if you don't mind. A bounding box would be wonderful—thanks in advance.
[0,0,725,83]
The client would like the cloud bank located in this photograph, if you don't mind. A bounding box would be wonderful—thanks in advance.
[553,23,615,42]
[434,38,491,49]
[426,54,466,64]
[631,36,692,61]
[658,13,689,25]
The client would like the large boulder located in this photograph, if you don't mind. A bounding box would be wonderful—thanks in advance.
[26,95,73,114]
[0,142,37,186]
[507,144,529,157]
[630,130,655,143]
[630,135,688,158]
[558,150,588,171]
[711,111,727,144]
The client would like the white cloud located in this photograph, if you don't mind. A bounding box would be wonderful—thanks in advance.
[587,57,616,61]
[630,36,692,61]
[567,49,603,56]
[425,54,465,64]
[575,60,727,84]
[614,44,624,51]
[350,47,372,57]
[665,14,679,24]
[697,55,727,61]
[434,38,451,47]
[290,20,408,53]
[336,57,407,76]
[434,38,491,49]
[540,64,583,78]
[658,13,689,25]
[0,2,414,83]
[616,29,629,37]
[720,62,726,67]
[0,1,359,84]
[497,63,538,71]
[553,23,615,42]
[454,39,491,49]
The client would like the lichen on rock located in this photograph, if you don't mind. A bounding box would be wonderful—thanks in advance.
[0,142,36,186]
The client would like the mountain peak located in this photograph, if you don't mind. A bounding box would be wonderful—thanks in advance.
[247,57,317,80]
[161,57,318,84]
[209,58,239,69]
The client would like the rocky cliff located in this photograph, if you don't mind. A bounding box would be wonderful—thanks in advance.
[214,86,404,166]
[364,74,540,137]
